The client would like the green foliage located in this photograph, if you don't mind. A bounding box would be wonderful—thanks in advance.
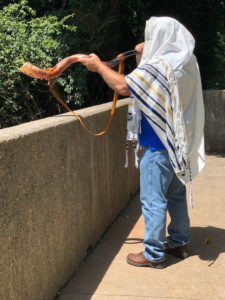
[212,31,225,89]
[0,0,88,128]
[67,0,147,106]
[69,0,225,91]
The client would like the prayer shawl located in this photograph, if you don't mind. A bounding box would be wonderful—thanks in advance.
[125,17,205,184]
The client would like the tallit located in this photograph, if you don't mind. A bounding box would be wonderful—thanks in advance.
[125,16,205,184]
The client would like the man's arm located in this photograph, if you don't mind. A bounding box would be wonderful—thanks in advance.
[78,54,130,96]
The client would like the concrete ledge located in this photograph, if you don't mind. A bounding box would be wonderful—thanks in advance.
[0,99,139,300]
[204,90,225,153]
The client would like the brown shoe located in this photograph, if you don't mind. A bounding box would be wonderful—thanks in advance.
[126,252,166,269]
[164,242,189,259]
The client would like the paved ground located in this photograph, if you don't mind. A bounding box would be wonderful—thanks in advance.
[57,155,225,300]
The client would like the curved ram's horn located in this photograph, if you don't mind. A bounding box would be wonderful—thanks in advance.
[19,50,137,79]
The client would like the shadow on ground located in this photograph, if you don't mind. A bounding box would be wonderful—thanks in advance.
[57,196,225,299]
[163,226,225,267]
[189,226,225,266]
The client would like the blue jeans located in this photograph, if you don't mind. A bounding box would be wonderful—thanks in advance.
[140,147,190,262]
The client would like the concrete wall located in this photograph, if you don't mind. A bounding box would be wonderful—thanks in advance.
[0,99,139,300]
[0,90,224,300]
[204,90,225,153]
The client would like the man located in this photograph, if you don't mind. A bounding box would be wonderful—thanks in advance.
[78,16,205,268]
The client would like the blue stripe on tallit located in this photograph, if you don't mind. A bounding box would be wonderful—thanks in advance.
[143,112,166,133]
[127,85,167,125]
[168,157,176,169]
[127,80,175,137]
[138,66,170,95]
[127,76,166,112]
[146,64,168,81]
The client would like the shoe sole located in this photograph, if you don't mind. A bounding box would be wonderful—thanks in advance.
[126,258,166,269]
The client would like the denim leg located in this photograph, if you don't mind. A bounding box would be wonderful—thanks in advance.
[140,148,174,262]
[166,174,190,247]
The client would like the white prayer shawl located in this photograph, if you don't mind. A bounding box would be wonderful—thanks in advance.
[125,16,205,184]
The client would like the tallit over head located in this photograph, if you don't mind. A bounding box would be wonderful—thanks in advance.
[126,16,205,183]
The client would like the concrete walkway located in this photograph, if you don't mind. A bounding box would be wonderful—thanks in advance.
[57,155,225,300]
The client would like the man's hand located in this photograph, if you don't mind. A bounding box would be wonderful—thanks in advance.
[77,53,102,72]
[135,42,145,65]
[78,52,130,96]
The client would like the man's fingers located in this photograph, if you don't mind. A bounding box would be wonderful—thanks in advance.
[77,53,101,72]
[78,54,99,62]
[88,53,97,58]
[77,57,88,63]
